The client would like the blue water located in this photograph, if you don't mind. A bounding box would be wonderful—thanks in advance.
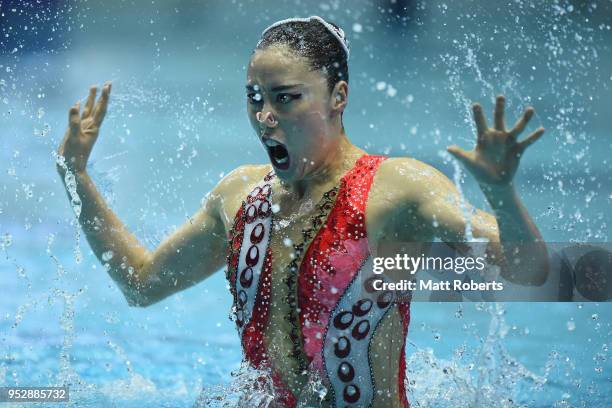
[1,1,611,406]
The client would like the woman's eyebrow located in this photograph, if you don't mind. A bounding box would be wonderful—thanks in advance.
[245,84,304,92]
[270,84,303,92]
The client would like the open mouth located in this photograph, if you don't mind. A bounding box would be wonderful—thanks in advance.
[263,138,290,170]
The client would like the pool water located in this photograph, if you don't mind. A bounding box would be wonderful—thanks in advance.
[1,0,611,406]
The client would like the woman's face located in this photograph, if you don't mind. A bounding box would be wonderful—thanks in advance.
[246,45,342,181]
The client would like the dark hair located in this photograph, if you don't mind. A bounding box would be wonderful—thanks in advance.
[255,19,349,94]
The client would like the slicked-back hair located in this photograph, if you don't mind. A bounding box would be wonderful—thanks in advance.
[255,19,349,94]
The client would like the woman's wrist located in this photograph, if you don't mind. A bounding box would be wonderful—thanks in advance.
[479,182,519,210]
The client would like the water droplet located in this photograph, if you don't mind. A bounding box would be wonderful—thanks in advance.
[102,251,114,261]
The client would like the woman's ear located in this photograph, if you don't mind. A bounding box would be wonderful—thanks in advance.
[331,81,348,114]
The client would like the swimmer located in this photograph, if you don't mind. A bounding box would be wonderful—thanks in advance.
[56,16,549,408]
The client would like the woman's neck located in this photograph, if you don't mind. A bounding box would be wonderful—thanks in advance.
[282,133,365,199]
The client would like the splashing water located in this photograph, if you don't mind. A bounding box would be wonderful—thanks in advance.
[188,303,572,407]
[0,1,609,407]
[53,151,83,264]
[438,149,478,242]
[194,362,276,407]
[406,304,548,407]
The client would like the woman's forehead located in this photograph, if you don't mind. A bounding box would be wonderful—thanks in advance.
[247,47,323,87]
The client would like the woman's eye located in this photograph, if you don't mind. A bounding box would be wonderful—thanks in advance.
[276,93,301,104]
[247,93,262,104]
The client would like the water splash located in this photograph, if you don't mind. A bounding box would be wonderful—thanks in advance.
[193,362,276,407]
[53,151,83,264]
[191,303,562,407]
[437,150,491,254]
[56,289,78,387]
[407,303,547,408]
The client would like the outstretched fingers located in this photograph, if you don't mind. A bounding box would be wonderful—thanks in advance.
[69,101,81,135]
[92,82,112,126]
[518,127,545,152]
[472,103,488,141]
[494,95,506,131]
[81,86,97,119]
[59,101,81,157]
[509,107,534,137]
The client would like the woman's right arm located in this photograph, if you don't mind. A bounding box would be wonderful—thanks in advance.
[57,83,228,306]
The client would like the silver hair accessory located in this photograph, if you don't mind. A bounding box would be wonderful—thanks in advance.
[260,15,350,60]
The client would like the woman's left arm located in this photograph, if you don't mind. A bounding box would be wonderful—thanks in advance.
[443,95,549,285]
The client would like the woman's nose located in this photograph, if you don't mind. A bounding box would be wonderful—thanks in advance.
[256,111,278,127]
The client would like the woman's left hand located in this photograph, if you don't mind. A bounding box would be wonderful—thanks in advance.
[447,95,545,188]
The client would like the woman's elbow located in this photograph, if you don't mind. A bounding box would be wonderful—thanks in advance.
[122,287,156,307]
[123,256,160,307]
[121,270,159,308]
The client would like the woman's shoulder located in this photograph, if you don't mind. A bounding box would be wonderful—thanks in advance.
[377,156,444,181]
[209,164,272,208]
[205,164,273,228]
[373,156,452,201]
[213,164,273,196]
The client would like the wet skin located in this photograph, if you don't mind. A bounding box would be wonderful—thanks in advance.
[57,45,548,407]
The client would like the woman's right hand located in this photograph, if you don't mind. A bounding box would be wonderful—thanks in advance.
[57,82,112,175]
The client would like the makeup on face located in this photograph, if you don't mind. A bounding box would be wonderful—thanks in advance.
[246,84,294,171]
[246,47,335,179]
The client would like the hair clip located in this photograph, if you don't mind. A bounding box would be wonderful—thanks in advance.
[261,15,350,60]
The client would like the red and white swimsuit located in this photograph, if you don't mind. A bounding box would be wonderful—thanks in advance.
[225,155,411,407]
